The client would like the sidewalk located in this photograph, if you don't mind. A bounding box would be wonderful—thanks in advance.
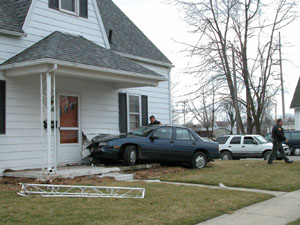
[197,189,300,225]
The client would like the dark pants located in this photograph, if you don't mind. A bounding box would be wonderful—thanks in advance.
[268,142,288,163]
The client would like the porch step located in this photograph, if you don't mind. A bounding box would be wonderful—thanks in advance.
[3,163,160,181]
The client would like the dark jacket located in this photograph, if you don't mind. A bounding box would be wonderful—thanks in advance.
[149,120,161,126]
[272,124,286,142]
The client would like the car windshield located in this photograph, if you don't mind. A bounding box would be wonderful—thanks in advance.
[128,126,158,137]
[254,136,268,144]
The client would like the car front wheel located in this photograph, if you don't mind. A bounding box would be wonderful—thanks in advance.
[123,145,138,166]
[293,147,300,156]
[220,151,232,160]
[191,152,207,169]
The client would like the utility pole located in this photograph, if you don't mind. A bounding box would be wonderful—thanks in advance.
[232,44,241,134]
[279,32,286,121]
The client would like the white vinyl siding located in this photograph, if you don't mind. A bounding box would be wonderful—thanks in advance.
[295,108,300,130]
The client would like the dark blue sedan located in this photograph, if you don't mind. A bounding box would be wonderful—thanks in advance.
[88,125,220,168]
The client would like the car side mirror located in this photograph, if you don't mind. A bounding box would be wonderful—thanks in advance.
[150,136,159,141]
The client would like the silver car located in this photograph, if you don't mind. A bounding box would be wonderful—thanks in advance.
[216,135,290,160]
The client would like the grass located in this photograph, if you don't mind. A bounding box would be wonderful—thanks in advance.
[0,177,272,225]
[287,218,300,225]
[160,160,300,192]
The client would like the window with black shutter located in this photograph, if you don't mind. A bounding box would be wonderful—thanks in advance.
[0,80,6,134]
[119,93,148,133]
[49,0,88,18]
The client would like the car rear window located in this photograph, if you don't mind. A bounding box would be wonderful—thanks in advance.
[216,136,230,144]
[230,137,241,144]
[291,132,300,140]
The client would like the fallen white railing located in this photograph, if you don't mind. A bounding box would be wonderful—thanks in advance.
[18,183,145,199]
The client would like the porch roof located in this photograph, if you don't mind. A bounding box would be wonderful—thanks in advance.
[0,32,167,87]
[291,77,300,108]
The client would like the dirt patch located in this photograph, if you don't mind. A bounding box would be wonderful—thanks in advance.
[134,166,186,180]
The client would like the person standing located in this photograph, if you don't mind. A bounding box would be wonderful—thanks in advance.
[268,119,293,164]
[149,115,162,125]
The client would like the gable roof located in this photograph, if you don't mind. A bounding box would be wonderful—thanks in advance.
[1,31,163,78]
[0,0,32,34]
[291,77,300,108]
[96,0,172,65]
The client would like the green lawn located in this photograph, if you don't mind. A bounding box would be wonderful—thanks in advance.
[160,161,300,192]
[0,177,272,225]
[287,218,300,225]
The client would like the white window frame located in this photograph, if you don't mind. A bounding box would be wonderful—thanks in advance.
[127,93,142,132]
[59,0,79,16]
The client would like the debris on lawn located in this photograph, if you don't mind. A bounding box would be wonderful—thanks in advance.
[219,183,227,188]
[18,183,145,199]
[134,166,186,180]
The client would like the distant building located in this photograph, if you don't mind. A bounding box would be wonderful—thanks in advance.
[290,77,300,130]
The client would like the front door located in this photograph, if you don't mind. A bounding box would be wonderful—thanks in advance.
[58,94,81,164]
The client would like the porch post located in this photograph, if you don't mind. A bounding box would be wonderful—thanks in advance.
[46,72,52,172]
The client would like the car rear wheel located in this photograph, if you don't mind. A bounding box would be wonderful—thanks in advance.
[220,151,232,160]
[264,151,272,161]
[123,145,138,166]
[191,152,207,169]
[293,147,300,156]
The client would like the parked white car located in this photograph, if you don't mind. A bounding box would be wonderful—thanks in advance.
[216,135,290,160]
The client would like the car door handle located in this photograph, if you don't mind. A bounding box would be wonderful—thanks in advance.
[170,140,174,144]
[192,142,196,145]
[229,146,231,148]
[242,146,245,148]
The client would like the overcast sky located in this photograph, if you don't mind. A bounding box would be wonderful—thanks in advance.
[114,0,300,118]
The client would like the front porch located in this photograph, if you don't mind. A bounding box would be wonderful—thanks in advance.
[0,31,166,174]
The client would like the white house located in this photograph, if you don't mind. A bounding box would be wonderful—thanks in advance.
[291,77,300,130]
[0,0,172,174]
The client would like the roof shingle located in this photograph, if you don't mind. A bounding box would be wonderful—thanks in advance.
[0,0,32,33]
[97,0,172,64]
[1,31,163,77]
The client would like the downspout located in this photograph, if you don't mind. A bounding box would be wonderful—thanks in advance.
[168,67,173,125]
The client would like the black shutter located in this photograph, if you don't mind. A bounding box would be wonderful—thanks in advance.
[141,95,148,126]
[79,0,88,18]
[0,80,6,134]
[118,93,127,133]
[49,0,59,10]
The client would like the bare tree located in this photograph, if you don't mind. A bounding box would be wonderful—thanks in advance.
[169,0,297,134]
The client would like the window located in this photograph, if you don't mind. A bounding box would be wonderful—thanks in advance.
[153,127,173,140]
[291,132,300,140]
[176,128,191,140]
[0,80,5,134]
[129,95,140,131]
[243,137,256,145]
[49,0,88,18]
[118,93,148,133]
[216,136,230,144]
[230,137,241,144]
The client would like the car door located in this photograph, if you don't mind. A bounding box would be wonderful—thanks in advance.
[228,136,242,157]
[242,136,261,157]
[145,127,174,160]
[172,128,197,161]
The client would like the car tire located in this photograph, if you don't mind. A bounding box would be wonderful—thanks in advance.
[220,151,232,160]
[293,147,300,156]
[123,145,138,166]
[191,152,207,169]
[264,151,272,161]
